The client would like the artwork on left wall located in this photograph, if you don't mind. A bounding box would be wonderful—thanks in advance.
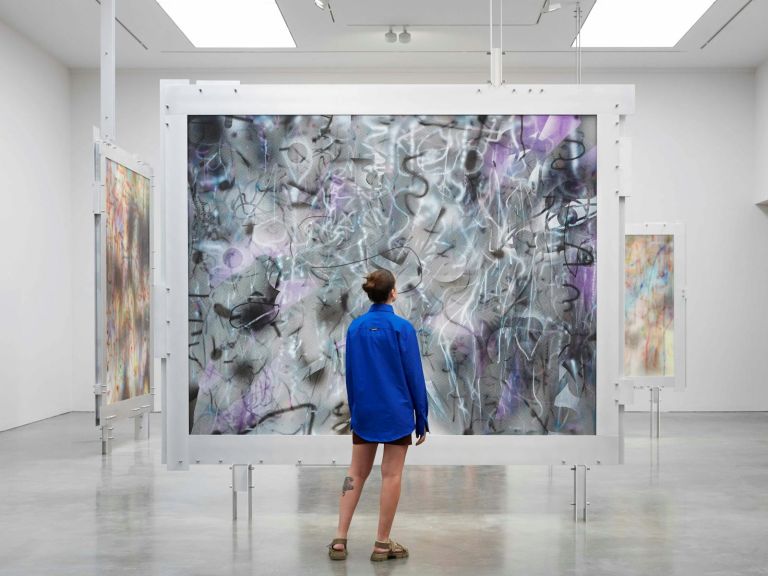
[105,158,151,404]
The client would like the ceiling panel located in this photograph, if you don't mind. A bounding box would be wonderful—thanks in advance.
[333,0,545,26]
[0,0,765,70]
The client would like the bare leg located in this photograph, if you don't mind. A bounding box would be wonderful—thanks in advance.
[334,442,377,549]
[375,444,408,550]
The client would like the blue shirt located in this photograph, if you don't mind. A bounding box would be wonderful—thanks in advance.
[345,303,429,441]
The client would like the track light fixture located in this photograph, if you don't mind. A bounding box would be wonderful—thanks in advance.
[384,26,411,43]
[314,0,327,8]
[542,0,562,12]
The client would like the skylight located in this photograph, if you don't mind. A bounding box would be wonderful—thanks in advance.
[576,0,717,48]
[156,0,295,48]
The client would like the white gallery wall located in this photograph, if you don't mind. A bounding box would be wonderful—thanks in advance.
[67,66,768,414]
[757,60,768,204]
[620,68,766,411]
[0,20,72,431]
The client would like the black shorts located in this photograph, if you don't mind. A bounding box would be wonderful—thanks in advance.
[352,432,412,446]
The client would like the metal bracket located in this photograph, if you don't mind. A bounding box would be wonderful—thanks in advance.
[614,378,635,405]
[92,181,105,214]
[230,464,254,521]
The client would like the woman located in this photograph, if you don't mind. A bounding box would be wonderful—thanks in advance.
[329,269,429,562]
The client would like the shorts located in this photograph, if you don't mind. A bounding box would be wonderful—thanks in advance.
[352,431,413,446]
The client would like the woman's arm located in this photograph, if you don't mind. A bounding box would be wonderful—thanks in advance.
[399,324,429,437]
[344,333,355,412]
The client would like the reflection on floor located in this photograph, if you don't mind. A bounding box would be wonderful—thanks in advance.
[0,412,767,576]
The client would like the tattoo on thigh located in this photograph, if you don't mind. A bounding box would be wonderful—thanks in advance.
[342,476,354,497]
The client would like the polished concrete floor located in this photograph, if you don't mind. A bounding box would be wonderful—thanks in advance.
[1,412,767,576]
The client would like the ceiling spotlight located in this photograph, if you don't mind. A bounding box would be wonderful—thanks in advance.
[385,26,397,43]
[543,0,562,12]
[399,26,411,44]
[314,0,335,22]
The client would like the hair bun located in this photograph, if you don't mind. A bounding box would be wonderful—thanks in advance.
[361,269,396,303]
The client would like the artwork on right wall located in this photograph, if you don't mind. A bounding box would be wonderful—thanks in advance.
[624,223,686,388]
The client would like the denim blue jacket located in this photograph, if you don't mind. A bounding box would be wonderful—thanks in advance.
[345,303,429,441]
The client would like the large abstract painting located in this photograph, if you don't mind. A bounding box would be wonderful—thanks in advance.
[624,234,675,377]
[188,114,598,435]
[105,159,151,404]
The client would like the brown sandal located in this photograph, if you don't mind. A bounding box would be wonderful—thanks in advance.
[370,539,409,562]
[328,538,348,561]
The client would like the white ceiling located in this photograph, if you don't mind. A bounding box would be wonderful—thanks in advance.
[0,0,766,70]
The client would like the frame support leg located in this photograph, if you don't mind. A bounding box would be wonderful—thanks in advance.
[649,388,653,438]
[618,404,626,464]
[100,424,112,455]
[100,414,116,455]
[132,411,144,440]
[130,405,152,440]
[650,387,661,438]
[230,464,254,522]
[248,465,254,521]
[232,483,237,521]
[571,464,590,522]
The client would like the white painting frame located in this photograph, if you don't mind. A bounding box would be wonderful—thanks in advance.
[160,82,635,468]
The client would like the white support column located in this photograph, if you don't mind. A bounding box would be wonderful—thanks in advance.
[100,0,116,143]
[93,135,107,438]
[488,0,503,86]
[574,2,583,84]
[96,0,115,456]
